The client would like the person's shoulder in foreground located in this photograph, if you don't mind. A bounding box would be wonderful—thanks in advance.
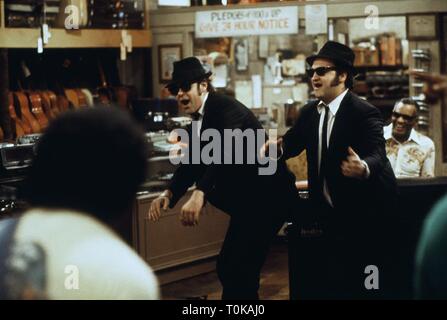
[14,208,159,300]
[415,195,447,299]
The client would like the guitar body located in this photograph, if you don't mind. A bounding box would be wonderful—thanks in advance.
[39,91,56,121]
[8,93,30,138]
[75,89,88,108]
[81,88,94,107]
[65,89,80,109]
[57,94,70,112]
[28,91,49,130]
[8,103,26,138]
[14,92,40,133]
[46,90,61,116]
[9,105,26,138]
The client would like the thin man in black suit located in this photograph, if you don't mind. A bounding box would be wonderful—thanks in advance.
[149,57,297,299]
[264,41,398,299]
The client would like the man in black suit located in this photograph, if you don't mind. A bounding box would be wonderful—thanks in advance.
[148,57,297,299]
[264,41,397,299]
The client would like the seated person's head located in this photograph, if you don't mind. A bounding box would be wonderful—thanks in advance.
[24,107,148,224]
[391,98,419,142]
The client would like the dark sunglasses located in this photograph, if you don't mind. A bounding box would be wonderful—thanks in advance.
[306,66,338,78]
[167,82,195,96]
[392,111,417,122]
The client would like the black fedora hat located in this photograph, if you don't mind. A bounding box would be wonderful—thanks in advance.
[306,41,357,76]
[166,57,212,88]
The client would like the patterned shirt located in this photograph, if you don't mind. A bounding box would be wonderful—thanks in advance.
[1,209,160,300]
[384,124,435,178]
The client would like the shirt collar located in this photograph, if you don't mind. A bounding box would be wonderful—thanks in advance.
[317,89,349,115]
[409,128,422,145]
[384,124,422,145]
[197,92,209,116]
[384,123,393,140]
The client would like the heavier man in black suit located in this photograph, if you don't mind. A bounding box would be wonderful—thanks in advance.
[148,57,297,299]
[264,41,398,299]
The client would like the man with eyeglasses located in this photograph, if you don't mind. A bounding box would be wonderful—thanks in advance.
[148,57,297,299]
[384,98,435,178]
[263,41,397,299]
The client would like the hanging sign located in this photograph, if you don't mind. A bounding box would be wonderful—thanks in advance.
[195,6,298,38]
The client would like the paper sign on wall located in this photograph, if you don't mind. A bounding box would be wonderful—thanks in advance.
[305,5,327,35]
[195,6,298,38]
[235,80,253,109]
[252,75,262,109]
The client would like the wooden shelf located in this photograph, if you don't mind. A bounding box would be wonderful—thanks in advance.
[365,97,400,108]
[0,0,152,48]
[354,65,409,71]
[0,28,151,48]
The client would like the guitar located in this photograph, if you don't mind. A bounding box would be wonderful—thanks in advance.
[8,104,26,138]
[7,92,31,138]
[57,94,70,112]
[39,90,57,121]
[75,89,88,108]
[14,60,49,131]
[81,88,94,107]
[28,91,49,130]
[46,90,61,116]
[96,59,114,106]
[13,91,41,133]
[64,88,80,109]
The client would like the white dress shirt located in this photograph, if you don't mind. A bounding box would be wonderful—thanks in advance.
[195,92,208,136]
[317,89,349,206]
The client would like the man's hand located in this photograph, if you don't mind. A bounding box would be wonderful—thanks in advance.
[410,71,447,103]
[180,190,205,226]
[148,190,172,221]
[260,138,283,159]
[341,147,367,179]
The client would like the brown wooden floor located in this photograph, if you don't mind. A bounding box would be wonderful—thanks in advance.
[160,241,289,300]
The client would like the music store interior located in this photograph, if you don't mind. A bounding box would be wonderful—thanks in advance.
[0,0,447,300]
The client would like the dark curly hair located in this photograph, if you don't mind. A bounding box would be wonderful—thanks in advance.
[23,107,148,222]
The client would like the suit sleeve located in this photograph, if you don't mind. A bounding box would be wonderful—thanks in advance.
[359,107,388,178]
[168,163,201,208]
[167,124,202,208]
[195,103,249,198]
[282,108,307,159]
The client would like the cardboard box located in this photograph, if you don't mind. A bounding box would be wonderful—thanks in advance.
[379,36,389,65]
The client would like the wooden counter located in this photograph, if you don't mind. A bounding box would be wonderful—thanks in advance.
[132,189,230,285]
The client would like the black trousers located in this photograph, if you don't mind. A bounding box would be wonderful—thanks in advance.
[291,200,399,299]
[216,206,285,300]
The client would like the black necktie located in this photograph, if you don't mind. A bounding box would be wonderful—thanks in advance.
[319,105,330,190]
[191,112,202,121]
